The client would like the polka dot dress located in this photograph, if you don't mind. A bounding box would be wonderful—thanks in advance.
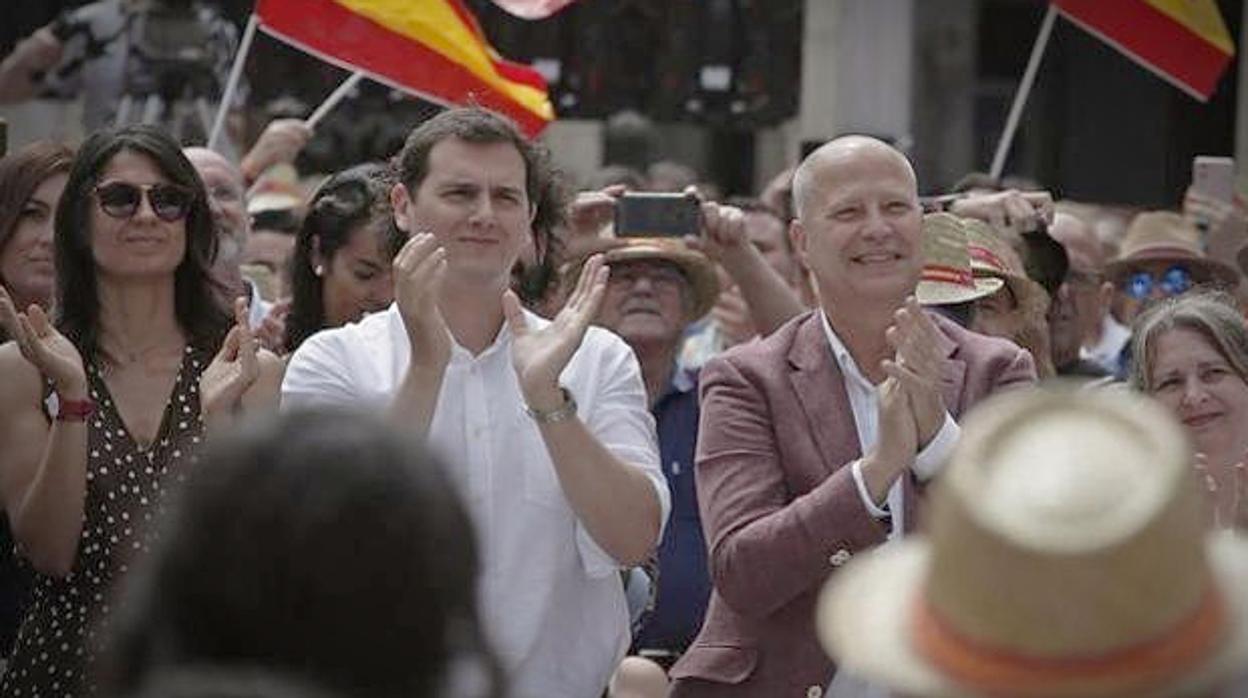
[1,347,207,698]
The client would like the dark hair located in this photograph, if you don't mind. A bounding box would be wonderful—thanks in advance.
[106,410,502,698]
[119,667,342,698]
[284,164,400,353]
[394,107,565,303]
[0,141,75,266]
[54,125,230,357]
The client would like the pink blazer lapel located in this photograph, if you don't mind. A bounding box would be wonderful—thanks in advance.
[929,312,967,414]
[786,314,862,475]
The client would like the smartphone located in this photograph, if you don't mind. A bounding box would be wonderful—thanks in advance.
[1192,156,1235,203]
[614,192,701,238]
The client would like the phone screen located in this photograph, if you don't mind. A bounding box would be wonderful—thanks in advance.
[614,193,701,238]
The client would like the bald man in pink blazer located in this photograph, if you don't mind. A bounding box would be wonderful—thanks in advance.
[669,137,1037,697]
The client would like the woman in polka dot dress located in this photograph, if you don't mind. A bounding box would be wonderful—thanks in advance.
[0,125,284,697]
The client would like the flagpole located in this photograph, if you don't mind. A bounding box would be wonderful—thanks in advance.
[989,4,1058,180]
[207,13,260,153]
[305,72,366,128]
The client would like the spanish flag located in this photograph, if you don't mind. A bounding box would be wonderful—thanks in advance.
[1052,0,1235,102]
[255,0,554,135]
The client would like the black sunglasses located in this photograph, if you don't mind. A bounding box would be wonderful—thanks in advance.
[94,181,195,222]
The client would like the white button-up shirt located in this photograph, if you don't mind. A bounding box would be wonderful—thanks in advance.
[818,311,959,537]
[281,305,669,697]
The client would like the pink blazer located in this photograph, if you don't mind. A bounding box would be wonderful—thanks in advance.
[669,310,1037,697]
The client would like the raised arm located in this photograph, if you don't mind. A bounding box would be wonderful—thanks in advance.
[0,289,89,577]
[687,200,805,335]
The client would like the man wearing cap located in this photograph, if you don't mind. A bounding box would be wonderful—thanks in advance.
[1106,211,1241,376]
[586,225,720,662]
[282,107,669,697]
[668,136,1037,697]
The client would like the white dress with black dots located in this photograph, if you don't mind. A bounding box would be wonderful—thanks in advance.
[1,347,206,698]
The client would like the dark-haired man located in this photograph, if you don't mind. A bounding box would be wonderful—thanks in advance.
[282,107,669,697]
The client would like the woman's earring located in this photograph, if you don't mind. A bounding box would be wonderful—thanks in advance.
[314,264,325,277]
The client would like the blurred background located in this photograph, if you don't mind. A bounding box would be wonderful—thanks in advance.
[3,0,1244,206]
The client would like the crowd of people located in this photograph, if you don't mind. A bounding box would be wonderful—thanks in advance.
[0,64,1247,698]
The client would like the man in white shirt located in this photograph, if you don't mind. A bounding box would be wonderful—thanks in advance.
[669,136,1036,697]
[281,107,669,697]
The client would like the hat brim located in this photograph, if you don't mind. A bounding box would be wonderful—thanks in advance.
[817,532,1248,698]
[1104,255,1241,290]
[917,277,1005,306]
[599,239,720,321]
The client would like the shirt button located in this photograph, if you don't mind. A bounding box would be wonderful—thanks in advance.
[806,686,824,698]
[829,549,852,567]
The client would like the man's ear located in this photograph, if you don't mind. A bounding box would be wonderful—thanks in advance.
[790,218,809,268]
[391,182,413,234]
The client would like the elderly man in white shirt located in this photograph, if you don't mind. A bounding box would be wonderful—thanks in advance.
[282,107,669,697]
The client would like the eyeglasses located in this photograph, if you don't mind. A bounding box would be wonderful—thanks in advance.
[1125,265,1193,300]
[94,181,195,222]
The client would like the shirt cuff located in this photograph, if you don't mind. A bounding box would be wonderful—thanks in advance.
[913,412,960,482]
[851,459,890,519]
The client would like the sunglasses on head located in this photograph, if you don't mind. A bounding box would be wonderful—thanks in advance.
[1125,265,1193,300]
[94,181,195,222]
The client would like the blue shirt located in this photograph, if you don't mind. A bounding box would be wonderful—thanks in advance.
[634,366,711,653]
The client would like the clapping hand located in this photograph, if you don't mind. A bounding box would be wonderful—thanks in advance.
[884,297,948,447]
[0,286,86,396]
[1193,452,1248,530]
[200,297,260,419]
[505,253,609,411]
[393,232,452,371]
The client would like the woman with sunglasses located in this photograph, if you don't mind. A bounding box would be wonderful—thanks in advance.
[1130,292,1248,529]
[283,163,404,354]
[0,125,284,697]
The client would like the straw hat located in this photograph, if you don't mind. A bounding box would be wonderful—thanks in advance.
[817,388,1248,698]
[566,237,719,322]
[916,213,1004,306]
[1105,211,1240,288]
[963,218,1050,316]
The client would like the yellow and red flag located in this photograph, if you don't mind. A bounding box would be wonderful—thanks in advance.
[255,0,554,135]
[1052,0,1235,101]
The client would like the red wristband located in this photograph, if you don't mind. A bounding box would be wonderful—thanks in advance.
[56,396,96,422]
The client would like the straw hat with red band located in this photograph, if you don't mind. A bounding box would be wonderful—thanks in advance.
[562,236,719,323]
[916,213,1004,306]
[816,388,1248,698]
[1106,211,1240,289]
[962,218,1050,317]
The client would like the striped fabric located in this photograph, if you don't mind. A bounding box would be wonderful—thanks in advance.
[1052,0,1235,101]
[256,0,554,135]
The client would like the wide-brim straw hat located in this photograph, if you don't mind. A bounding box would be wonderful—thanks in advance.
[917,213,1004,306]
[1105,211,1240,288]
[567,237,719,322]
[962,218,1051,315]
[817,388,1248,698]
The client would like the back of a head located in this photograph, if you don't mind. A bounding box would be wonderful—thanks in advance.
[107,410,496,698]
